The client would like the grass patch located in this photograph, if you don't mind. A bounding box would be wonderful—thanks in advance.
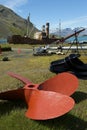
[0,50,87,130]
[9,43,44,49]
[0,43,12,51]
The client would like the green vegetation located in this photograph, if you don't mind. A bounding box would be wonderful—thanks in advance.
[0,47,87,130]
[9,43,41,49]
[0,44,12,51]
[0,5,38,38]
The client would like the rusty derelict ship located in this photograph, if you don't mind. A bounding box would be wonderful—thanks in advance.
[7,22,85,45]
[7,22,58,44]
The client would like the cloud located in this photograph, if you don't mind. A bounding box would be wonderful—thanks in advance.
[4,0,28,9]
[62,16,87,28]
[50,16,87,32]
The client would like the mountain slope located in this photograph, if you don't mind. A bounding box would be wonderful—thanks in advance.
[51,27,87,37]
[0,5,38,38]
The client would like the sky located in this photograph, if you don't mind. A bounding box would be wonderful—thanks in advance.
[1,0,87,31]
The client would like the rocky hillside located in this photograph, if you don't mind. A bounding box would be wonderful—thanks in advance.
[0,5,38,38]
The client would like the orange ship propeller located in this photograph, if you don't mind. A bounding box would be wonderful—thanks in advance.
[8,72,78,96]
[0,72,78,120]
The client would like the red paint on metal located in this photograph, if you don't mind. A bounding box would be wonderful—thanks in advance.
[8,72,78,96]
[25,89,75,120]
[39,72,78,96]
[0,88,24,101]
[8,72,32,84]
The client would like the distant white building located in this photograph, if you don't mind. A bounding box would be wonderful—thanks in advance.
[34,32,42,40]
[34,22,50,40]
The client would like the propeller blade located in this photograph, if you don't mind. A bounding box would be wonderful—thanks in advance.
[39,72,78,96]
[25,89,75,120]
[0,88,24,101]
[8,72,32,84]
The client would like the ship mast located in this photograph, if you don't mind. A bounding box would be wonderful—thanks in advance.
[59,19,61,38]
[26,13,30,37]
